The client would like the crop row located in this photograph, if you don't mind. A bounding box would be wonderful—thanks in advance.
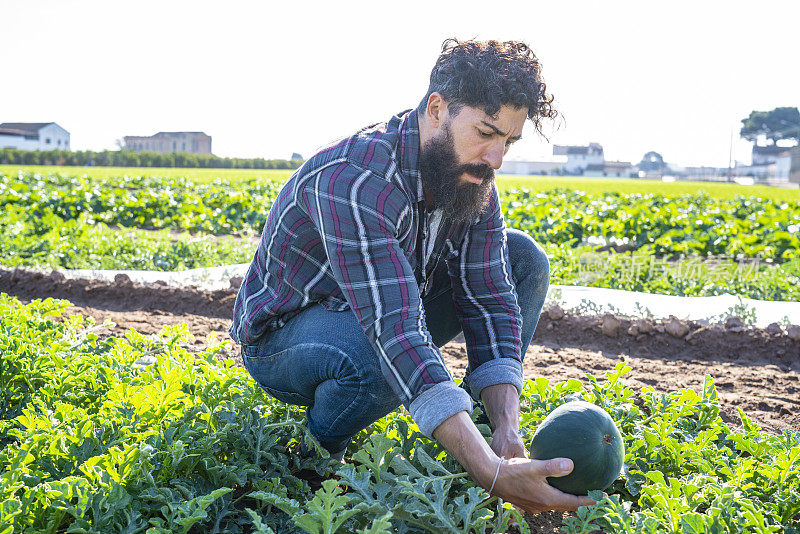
[502,188,800,262]
[2,206,798,301]
[0,173,280,235]
[1,297,797,532]
[3,172,800,301]
[3,172,800,261]
[0,206,254,271]
[2,213,799,303]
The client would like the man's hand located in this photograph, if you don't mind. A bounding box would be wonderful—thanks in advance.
[490,425,526,459]
[433,411,593,514]
[480,383,526,458]
[492,456,595,514]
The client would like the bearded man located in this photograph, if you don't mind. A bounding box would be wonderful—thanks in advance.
[230,38,593,513]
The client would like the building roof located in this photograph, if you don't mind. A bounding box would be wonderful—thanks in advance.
[553,142,604,156]
[753,144,792,156]
[604,161,632,169]
[125,132,211,140]
[153,131,210,137]
[0,127,32,136]
[0,122,54,133]
[567,146,589,155]
[585,162,632,172]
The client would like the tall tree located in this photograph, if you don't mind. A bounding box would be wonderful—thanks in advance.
[740,107,800,145]
[638,151,667,172]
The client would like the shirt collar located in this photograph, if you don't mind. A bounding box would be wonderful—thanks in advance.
[398,109,425,203]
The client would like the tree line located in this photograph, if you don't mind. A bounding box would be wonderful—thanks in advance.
[740,107,800,146]
[0,148,303,169]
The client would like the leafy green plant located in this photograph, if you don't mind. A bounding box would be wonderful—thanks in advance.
[1,297,798,532]
[0,296,521,533]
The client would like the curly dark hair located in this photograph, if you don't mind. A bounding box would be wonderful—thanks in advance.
[418,38,557,135]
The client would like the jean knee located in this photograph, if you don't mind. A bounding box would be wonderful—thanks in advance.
[507,229,550,288]
[311,361,400,444]
[358,362,401,413]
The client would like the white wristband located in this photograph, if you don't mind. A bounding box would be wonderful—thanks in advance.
[488,456,505,495]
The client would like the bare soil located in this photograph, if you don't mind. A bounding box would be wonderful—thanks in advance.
[2,268,798,533]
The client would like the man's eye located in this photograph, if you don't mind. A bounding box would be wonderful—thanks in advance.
[478,130,492,137]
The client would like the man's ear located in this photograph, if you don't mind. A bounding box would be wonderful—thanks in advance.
[425,92,447,129]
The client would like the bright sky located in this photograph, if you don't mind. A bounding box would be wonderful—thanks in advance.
[3,0,798,168]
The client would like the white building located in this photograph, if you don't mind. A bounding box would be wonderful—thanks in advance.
[499,159,565,175]
[0,122,70,151]
[122,132,212,155]
[500,142,609,176]
[752,144,788,165]
[791,147,800,185]
[552,142,604,174]
[680,166,727,180]
[736,144,797,182]
[584,161,635,178]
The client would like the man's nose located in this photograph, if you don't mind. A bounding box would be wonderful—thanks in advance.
[482,141,505,170]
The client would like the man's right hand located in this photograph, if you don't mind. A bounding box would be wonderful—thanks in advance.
[490,456,594,514]
[432,410,594,514]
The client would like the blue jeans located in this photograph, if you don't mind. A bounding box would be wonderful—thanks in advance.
[241,228,550,455]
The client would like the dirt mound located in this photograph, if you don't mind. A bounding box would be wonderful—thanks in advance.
[2,268,798,435]
[534,305,799,372]
[0,268,236,319]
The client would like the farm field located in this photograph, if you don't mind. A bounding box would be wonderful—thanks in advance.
[496,175,800,201]
[0,164,292,184]
[5,163,800,200]
[1,272,798,532]
[1,165,799,532]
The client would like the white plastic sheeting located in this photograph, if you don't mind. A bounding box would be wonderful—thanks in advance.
[548,285,800,328]
[52,263,251,291]
[13,264,800,328]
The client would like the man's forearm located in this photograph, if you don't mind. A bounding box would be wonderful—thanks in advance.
[480,383,520,429]
[432,410,498,488]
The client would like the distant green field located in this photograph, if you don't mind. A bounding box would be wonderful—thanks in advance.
[0,165,291,184]
[495,175,800,201]
[2,164,798,201]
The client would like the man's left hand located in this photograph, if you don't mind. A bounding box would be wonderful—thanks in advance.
[490,425,527,459]
[481,383,526,458]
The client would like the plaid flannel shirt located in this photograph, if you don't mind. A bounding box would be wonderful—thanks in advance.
[230,109,523,437]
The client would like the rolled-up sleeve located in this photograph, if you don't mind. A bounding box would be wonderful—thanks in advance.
[409,381,473,437]
[447,185,524,400]
[301,162,470,436]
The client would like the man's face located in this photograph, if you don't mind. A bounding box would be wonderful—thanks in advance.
[419,104,527,222]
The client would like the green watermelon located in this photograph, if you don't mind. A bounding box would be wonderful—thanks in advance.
[529,400,624,495]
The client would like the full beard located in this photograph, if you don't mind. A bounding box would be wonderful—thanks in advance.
[418,125,494,223]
